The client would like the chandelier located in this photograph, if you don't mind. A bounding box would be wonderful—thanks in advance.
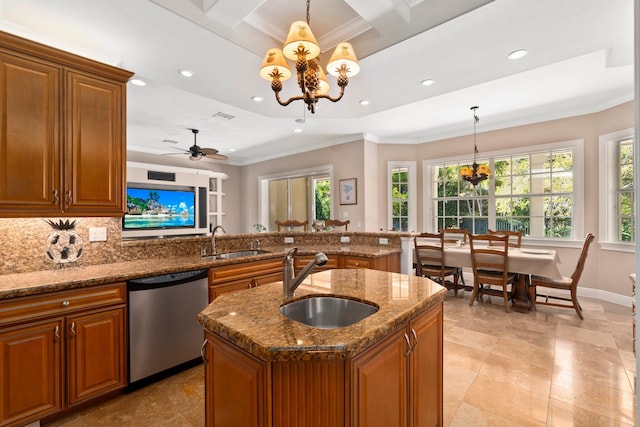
[258,0,360,114]
[459,106,491,185]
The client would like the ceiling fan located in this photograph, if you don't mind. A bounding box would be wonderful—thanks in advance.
[167,128,228,161]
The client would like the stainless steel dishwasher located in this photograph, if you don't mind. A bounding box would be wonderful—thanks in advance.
[127,268,209,388]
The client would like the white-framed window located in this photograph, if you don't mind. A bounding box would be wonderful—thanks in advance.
[599,128,635,252]
[388,161,416,232]
[258,165,333,232]
[423,140,584,245]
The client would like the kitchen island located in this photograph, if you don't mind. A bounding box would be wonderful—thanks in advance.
[198,268,446,427]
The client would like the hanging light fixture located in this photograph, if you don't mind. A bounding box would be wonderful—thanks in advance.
[459,106,491,185]
[258,0,360,114]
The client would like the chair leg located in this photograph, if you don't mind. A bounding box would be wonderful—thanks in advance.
[452,272,459,297]
[469,281,479,306]
[503,286,511,313]
[528,284,536,311]
[571,288,584,320]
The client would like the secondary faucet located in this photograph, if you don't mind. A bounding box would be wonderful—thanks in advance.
[282,247,328,298]
[211,225,226,254]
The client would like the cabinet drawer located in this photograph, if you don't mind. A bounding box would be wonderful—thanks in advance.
[0,282,126,325]
[209,259,282,285]
[343,256,373,269]
[295,254,339,273]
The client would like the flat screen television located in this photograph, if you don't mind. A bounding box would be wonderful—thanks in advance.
[123,183,196,233]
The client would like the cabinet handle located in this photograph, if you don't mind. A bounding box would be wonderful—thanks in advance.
[354,262,359,266]
[70,322,76,336]
[200,339,208,363]
[404,333,411,356]
[249,278,258,288]
[62,300,70,307]
[65,190,72,204]
[411,328,418,351]
[53,189,59,204]
[54,326,60,342]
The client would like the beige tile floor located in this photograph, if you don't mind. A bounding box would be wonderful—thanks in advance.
[45,293,637,426]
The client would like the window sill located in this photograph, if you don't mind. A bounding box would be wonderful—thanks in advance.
[599,241,635,253]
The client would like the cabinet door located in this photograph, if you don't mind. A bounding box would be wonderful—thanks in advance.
[0,319,63,425]
[409,303,443,427]
[64,71,125,215]
[66,307,126,406]
[351,326,408,427]
[205,332,268,427]
[0,52,61,216]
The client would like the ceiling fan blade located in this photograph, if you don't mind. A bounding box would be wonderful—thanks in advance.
[202,153,228,161]
[199,147,219,155]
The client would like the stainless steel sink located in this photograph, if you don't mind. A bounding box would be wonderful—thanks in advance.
[201,250,270,261]
[279,296,379,329]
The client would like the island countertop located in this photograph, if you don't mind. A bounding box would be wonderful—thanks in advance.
[197,268,446,362]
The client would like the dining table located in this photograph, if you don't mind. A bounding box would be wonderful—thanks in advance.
[442,244,562,312]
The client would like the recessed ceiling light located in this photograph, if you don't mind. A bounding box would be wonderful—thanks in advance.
[508,49,527,60]
[251,96,263,102]
[359,100,369,106]
[130,78,146,86]
[421,79,434,86]
[178,69,194,78]
[229,148,236,152]
[293,128,303,133]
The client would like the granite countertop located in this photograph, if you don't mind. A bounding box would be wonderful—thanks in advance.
[197,268,445,362]
[0,245,400,300]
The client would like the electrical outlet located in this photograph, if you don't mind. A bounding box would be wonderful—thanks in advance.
[89,227,107,242]
[284,237,294,244]
[340,236,350,243]
[379,237,389,245]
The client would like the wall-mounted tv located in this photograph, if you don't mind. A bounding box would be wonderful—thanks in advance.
[123,184,196,231]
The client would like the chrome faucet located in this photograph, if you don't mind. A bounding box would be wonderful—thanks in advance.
[211,225,226,254]
[282,247,328,298]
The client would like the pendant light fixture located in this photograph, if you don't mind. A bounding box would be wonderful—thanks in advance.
[459,106,491,185]
[258,0,360,114]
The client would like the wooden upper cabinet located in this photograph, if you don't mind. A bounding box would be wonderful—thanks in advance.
[0,30,133,217]
[0,52,61,214]
[64,71,125,215]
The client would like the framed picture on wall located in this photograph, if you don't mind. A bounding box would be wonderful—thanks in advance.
[339,178,357,205]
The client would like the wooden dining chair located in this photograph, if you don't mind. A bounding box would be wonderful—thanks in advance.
[468,233,517,313]
[325,219,350,231]
[275,219,308,232]
[414,232,461,296]
[488,229,522,247]
[440,228,469,286]
[528,233,595,320]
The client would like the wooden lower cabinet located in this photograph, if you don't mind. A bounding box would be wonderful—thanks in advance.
[204,333,268,427]
[341,253,401,273]
[351,302,442,427]
[202,302,443,427]
[0,319,63,426]
[209,258,282,301]
[0,283,127,426]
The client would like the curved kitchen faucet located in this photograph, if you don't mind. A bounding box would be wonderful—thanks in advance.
[210,225,226,255]
[282,247,328,298]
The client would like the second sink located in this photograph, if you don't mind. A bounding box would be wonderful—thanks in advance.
[280,296,379,329]
[202,250,270,261]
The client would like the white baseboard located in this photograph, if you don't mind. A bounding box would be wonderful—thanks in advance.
[459,272,633,308]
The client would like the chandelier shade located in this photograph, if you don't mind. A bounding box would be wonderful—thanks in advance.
[259,48,292,81]
[283,21,320,60]
[459,106,491,186]
[258,0,360,114]
[327,42,360,77]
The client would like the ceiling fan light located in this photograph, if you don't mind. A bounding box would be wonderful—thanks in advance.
[283,21,320,61]
[259,48,292,81]
[189,153,202,161]
[327,42,360,77]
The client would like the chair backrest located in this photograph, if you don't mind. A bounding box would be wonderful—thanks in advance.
[570,233,595,283]
[488,229,522,247]
[325,219,350,231]
[275,219,308,232]
[414,232,446,277]
[440,228,468,244]
[469,233,510,277]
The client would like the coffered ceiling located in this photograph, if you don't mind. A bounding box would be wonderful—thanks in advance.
[0,0,634,165]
